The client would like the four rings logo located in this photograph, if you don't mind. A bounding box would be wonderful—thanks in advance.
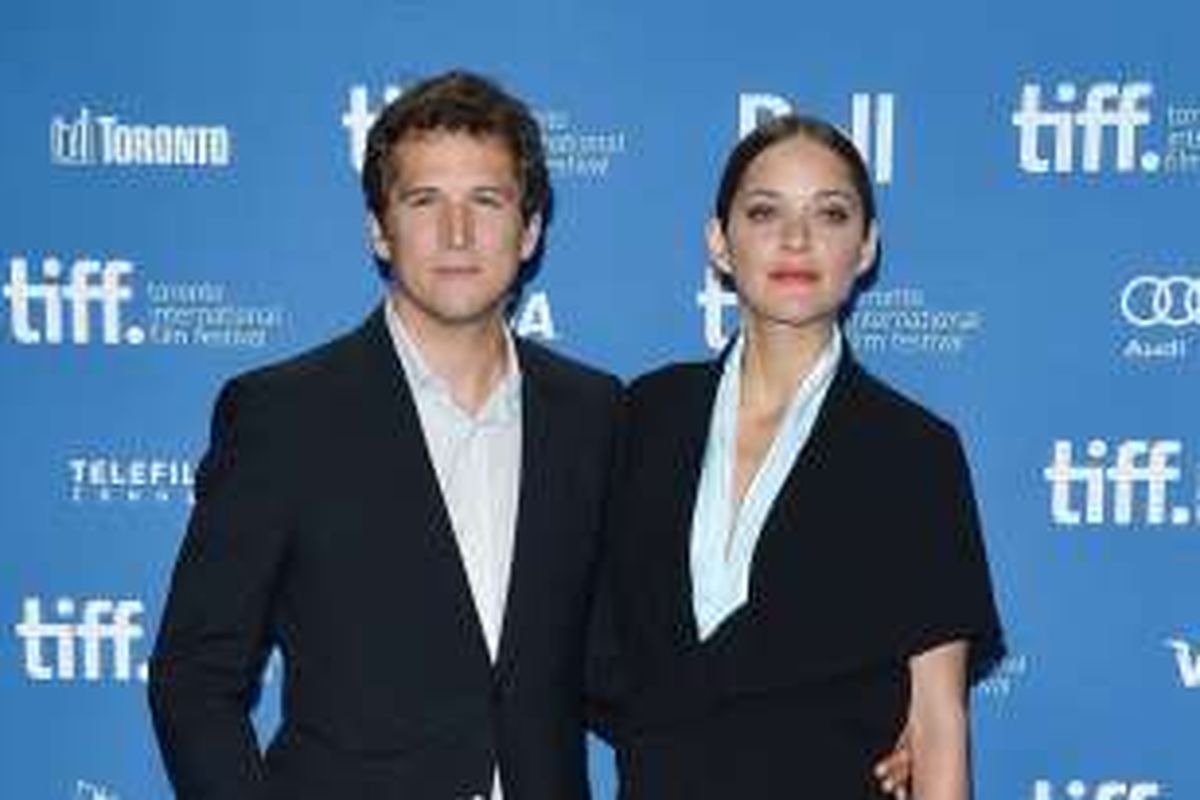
[1121,276,1200,327]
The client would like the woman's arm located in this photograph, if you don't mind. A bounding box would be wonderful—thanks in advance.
[908,640,970,800]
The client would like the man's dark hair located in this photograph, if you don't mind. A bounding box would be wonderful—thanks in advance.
[362,71,549,272]
[714,113,876,235]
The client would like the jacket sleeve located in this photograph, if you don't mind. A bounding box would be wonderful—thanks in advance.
[148,377,291,799]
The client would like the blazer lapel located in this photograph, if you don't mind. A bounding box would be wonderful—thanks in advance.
[493,345,557,680]
[357,306,494,669]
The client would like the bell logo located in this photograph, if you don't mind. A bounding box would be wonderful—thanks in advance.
[3,256,142,345]
[1012,81,1157,174]
[738,91,894,184]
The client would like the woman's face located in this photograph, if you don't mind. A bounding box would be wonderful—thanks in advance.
[709,134,878,334]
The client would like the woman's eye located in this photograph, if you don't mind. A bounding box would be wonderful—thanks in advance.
[817,205,851,224]
[745,204,776,222]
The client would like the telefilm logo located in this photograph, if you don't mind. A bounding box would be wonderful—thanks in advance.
[50,107,231,168]
[1031,779,1164,799]
[13,597,148,682]
[1165,637,1200,688]
[1120,274,1197,362]
[2,255,286,348]
[68,456,195,505]
[1012,79,1200,175]
[1043,439,1199,527]
[340,84,629,179]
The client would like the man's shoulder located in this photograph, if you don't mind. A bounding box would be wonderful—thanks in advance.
[517,337,621,402]
[626,359,715,405]
[210,316,379,428]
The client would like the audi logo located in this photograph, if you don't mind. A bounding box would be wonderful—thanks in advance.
[1121,276,1200,327]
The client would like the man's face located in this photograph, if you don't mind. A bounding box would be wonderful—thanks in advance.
[371,130,541,331]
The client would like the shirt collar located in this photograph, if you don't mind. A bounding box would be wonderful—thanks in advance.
[384,297,522,424]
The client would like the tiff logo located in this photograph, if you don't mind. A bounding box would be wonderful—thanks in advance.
[739,91,895,184]
[3,257,142,345]
[1032,780,1164,799]
[1165,638,1200,688]
[1043,439,1190,526]
[341,84,405,172]
[1012,81,1158,174]
[13,597,146,682]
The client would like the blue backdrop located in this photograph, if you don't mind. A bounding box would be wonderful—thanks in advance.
[3,1,1198,797]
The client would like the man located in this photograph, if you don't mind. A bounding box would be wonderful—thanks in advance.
[149,71,620,799]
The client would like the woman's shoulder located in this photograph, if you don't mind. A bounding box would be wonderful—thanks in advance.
[840,359,963,454]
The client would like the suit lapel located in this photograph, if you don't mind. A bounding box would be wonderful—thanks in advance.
[494,343,558,680]
[357,306,494,669]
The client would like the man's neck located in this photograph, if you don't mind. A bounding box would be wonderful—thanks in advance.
[389,294,512,415]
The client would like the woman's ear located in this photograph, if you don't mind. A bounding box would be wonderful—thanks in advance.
[856,221,880,277]
[706,218,734,279]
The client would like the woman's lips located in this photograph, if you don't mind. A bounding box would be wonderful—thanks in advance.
[767,267,819,284]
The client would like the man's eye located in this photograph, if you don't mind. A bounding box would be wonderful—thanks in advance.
[474,192,504,208]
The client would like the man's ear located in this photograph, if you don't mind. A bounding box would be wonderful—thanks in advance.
[368,215,391,264]
[856,221,880,277]
[519,212,544,261]
[706,218,734,279]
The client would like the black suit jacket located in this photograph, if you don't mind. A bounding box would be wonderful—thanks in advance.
[150,307,621,799]
[595,348,1003,797]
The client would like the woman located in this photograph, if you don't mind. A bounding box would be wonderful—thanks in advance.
[599,114,1004,798]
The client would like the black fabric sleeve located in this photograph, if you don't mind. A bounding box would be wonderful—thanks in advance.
[148,378,290,799]
[901,427,1005,683]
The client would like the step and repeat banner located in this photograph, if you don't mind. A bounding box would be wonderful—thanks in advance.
[3,1,1197,797]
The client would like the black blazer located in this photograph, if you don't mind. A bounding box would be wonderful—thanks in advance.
[596,348,1003,798]
[149,307,621,800]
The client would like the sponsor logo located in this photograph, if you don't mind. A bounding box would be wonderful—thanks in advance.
[974,652,1030,700]
[13,597,147,682]
[1032,780,1164,799]
[1122,275,1200,328]
[3,256,287,349]
[739,91,895,184]
[1043,439,1197,527]
[1013,79,1200,175]
[2,257,137,345]
[75,780,120,800]
[511,290,557,341]
[1165,637,1200,688]
[68,456,195,505]
[341,84,629,179]
[50,107,231,168]
[1120,274,1197,362]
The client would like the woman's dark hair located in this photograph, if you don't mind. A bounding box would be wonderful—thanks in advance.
[714,113,875,234]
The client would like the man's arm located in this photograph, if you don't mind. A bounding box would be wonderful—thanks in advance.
[148,378,290,798]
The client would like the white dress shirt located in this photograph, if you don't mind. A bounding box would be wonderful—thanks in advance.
[385,300,521,800]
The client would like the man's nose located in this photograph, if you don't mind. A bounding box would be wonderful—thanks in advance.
[442,201,475,250]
